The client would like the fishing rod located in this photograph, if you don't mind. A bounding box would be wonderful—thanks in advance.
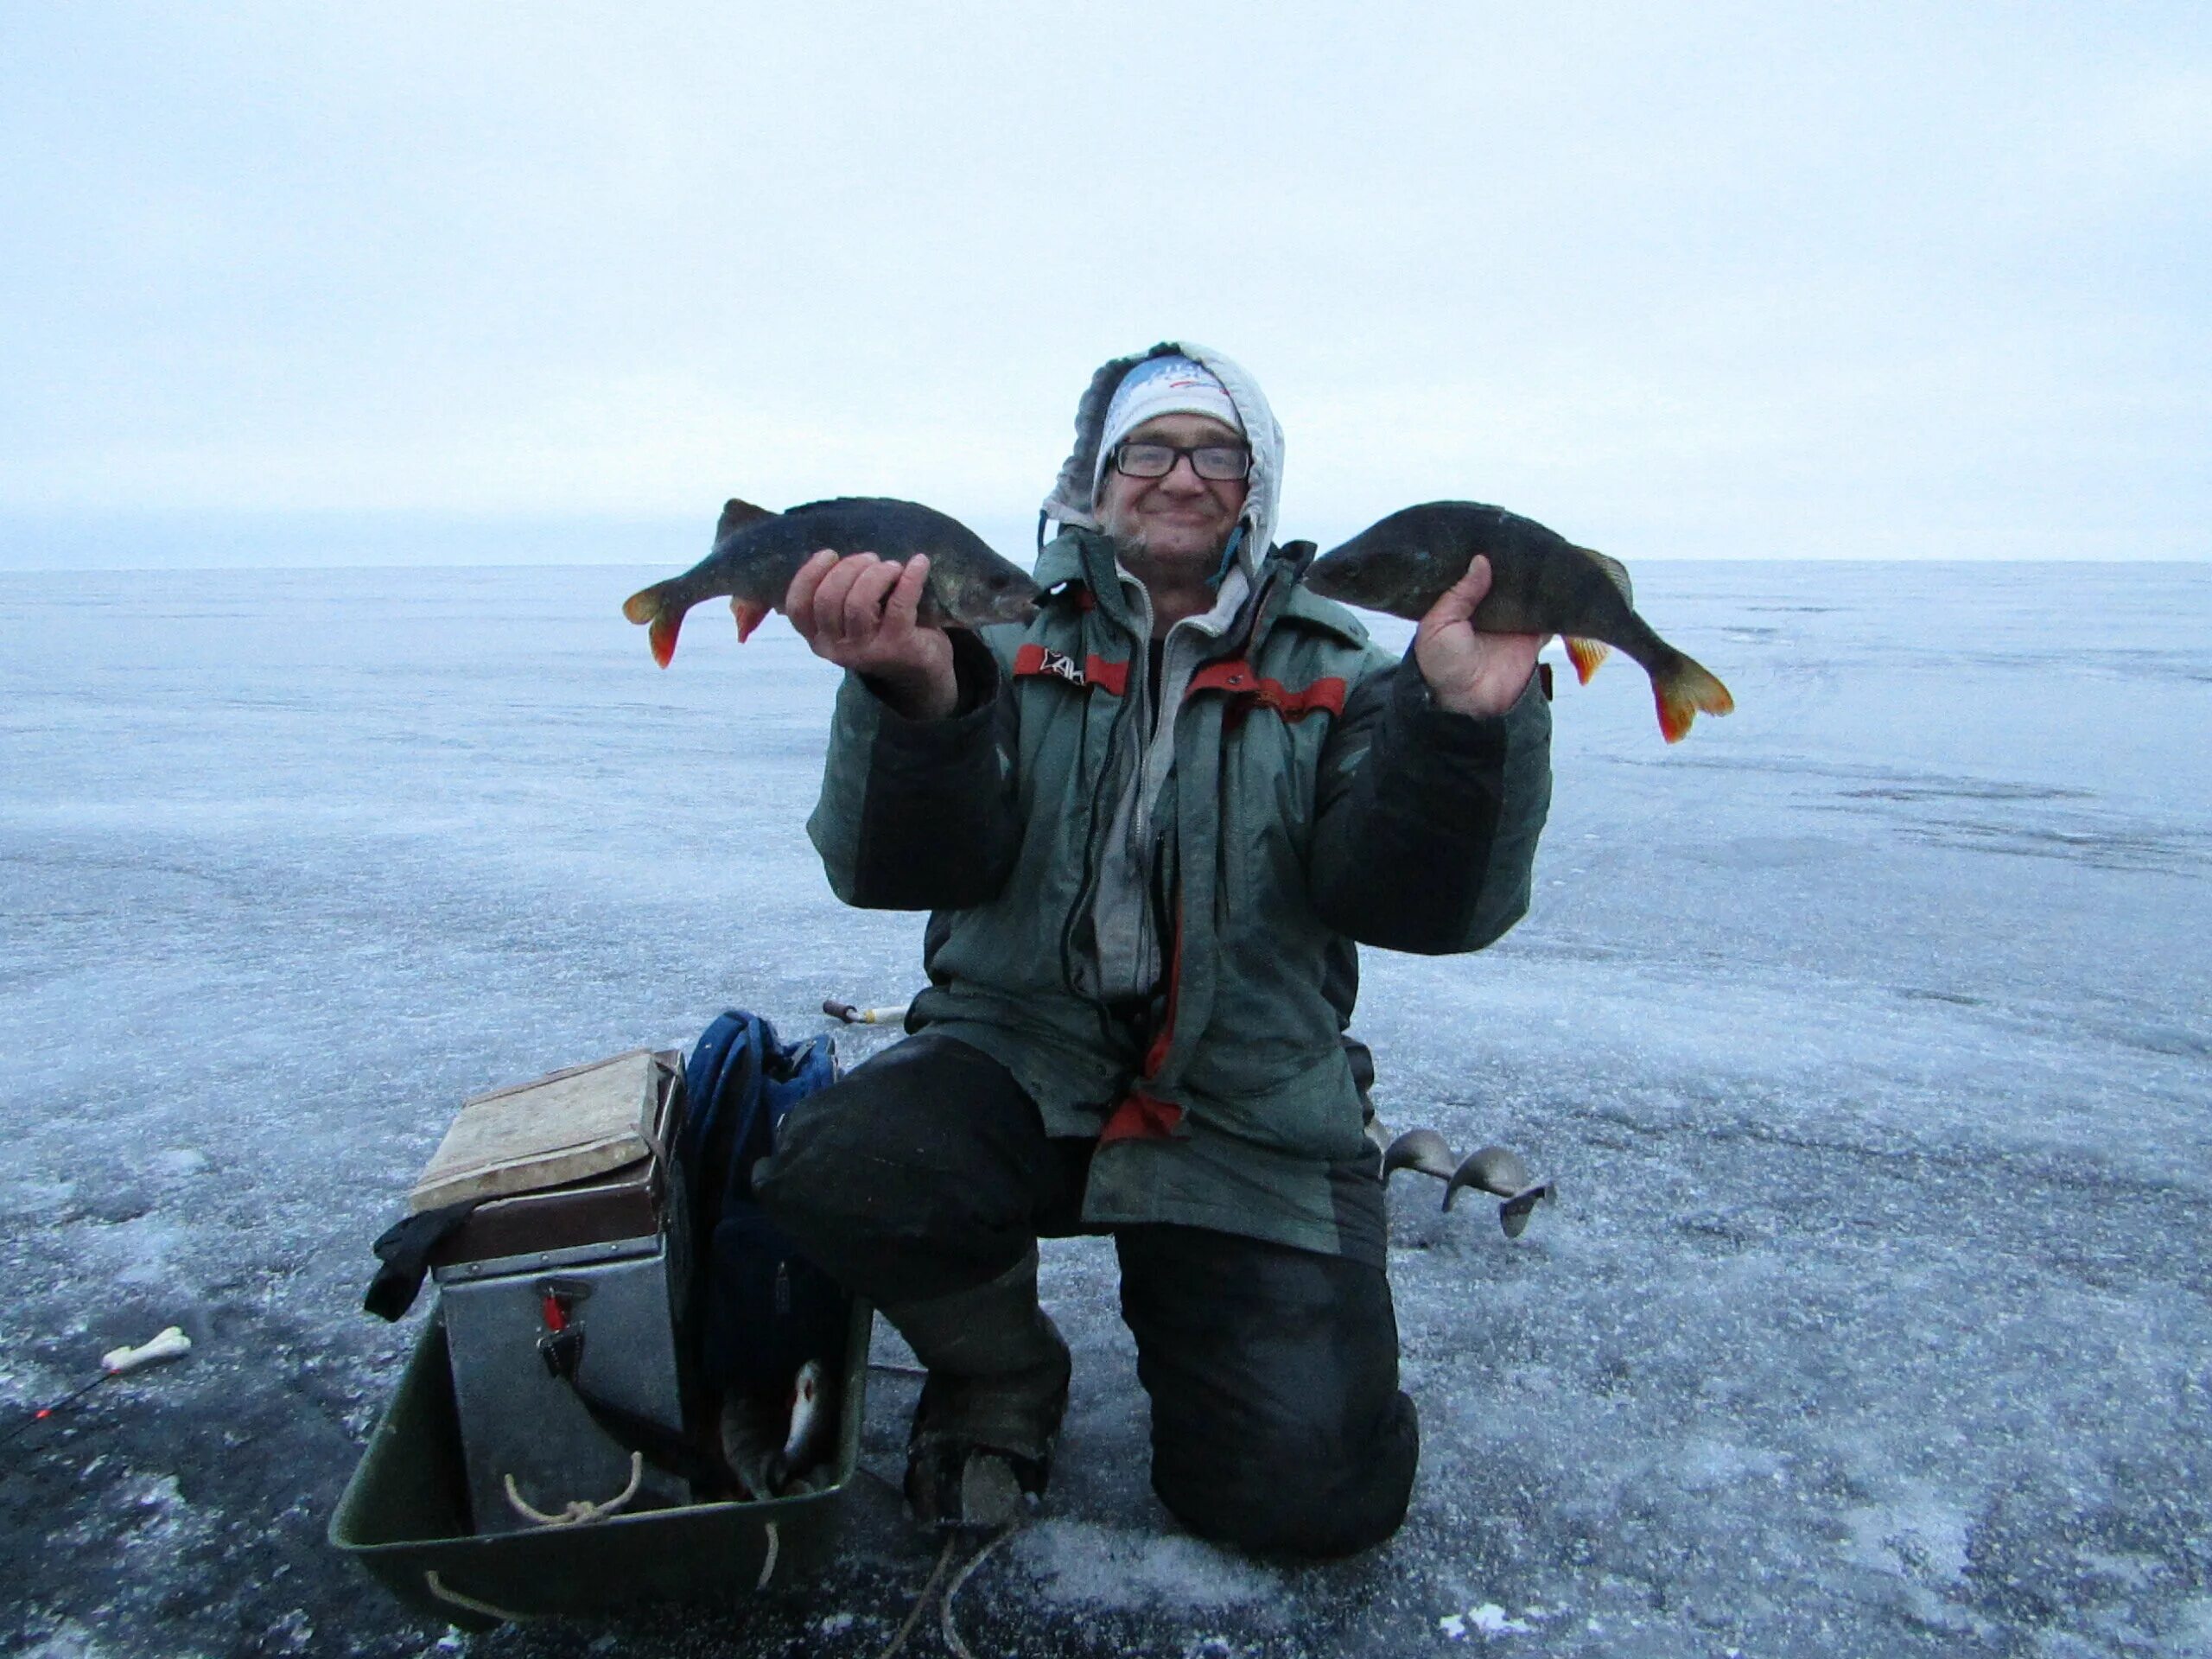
[2,1326,193,1446]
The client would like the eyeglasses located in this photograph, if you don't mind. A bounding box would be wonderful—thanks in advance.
[1110,442,1252,482]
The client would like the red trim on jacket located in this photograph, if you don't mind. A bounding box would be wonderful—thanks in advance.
[1013,642,1129,696]
[1185,658,1347,720]
[1098,1090,1186,1144]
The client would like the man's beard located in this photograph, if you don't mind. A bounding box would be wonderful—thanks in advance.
[1102,517,1230,568]
[1105,522,1154,561]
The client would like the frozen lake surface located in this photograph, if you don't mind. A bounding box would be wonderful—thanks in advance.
[3,561,2209,1657]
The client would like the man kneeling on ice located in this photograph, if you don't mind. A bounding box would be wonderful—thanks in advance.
[753,345,1552,1554]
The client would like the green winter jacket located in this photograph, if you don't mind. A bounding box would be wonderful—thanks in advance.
[806,520,1553,1264]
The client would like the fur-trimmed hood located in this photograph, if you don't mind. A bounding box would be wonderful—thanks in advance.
[1039,341,1284,586]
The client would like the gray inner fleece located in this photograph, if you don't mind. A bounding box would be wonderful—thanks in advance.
[1039,343,1287,1007]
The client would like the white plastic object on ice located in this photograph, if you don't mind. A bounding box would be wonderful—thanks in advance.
[101,1327,192,1375]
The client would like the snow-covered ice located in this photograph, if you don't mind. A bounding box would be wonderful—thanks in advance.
[2,560,2208,1656]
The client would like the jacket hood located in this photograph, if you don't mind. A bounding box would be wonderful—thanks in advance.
[1040,341,1284,587]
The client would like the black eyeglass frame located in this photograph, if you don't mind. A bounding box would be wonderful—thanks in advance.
[1109,441,1253,482]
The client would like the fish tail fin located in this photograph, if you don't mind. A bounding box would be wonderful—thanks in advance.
[647,610,683,668]
[1564,636,1609,684]
[620,579,670,626]
[731,598,769,643]
[621,580,684,667]
[1653,652,1734,742]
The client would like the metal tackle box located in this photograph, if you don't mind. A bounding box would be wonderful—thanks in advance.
[425,1050,693,1535]
[434,1230,691,1532]
[334,1036,874,1624]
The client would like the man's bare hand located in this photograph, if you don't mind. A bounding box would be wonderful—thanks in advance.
[784,550,958,721]
[1413,555,1543,718]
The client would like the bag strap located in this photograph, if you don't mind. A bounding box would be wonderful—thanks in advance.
[536,1322,725,1491]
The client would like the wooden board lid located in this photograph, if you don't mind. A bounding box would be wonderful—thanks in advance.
[410,1048,662,1214]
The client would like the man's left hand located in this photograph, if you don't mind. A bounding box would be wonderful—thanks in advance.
[1413,556,1544,718]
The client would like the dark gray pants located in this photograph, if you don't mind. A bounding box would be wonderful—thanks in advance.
[753,1033,1419,1557]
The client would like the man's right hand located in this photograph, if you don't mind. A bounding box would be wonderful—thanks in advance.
[784,550,959,721]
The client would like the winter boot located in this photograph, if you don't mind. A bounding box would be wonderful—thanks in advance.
[884,1245,1071,1532]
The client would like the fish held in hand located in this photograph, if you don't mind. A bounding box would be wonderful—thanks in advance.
[1304,502,1734,741]
[623,496,1042,667]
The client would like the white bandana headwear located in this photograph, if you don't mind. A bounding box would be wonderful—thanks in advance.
[1090,354,1244,502]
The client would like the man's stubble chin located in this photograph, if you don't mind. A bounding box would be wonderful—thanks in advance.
[1105,524,1151,563]
[1103,516,1229,576]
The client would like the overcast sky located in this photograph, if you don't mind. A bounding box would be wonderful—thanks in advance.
[2,3,2205,565]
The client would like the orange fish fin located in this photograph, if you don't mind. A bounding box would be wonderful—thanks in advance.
[731,598,770,643]
[621,578,670,626]
[715,498,777,540]
[647,609,682,668]
[1564,637,1609,685]
[1654,653,1734,742]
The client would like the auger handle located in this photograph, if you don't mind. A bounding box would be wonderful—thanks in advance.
[823,999,912,1026]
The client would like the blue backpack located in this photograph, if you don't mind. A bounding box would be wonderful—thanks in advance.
[677,1010,849,1400]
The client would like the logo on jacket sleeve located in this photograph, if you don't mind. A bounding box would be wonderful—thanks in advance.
[1038,649,1085,684]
